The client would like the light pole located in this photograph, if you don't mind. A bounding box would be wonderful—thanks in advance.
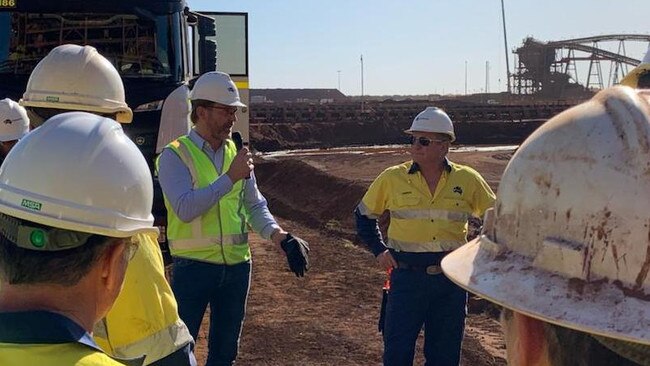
[360,54,365,112]
[337,70,341,91]
[501,0,512,94]
[464,60,468,95]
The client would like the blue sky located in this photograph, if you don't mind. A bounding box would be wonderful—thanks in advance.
[188,0,650,96]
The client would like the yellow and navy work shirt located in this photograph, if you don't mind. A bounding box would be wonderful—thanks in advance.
[357,160,495,255]
[0,311,143,366]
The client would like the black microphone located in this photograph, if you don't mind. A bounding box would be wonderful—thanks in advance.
[231,131,250,179]
[232,131,245,151]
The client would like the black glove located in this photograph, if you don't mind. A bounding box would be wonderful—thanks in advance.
[280,233,310,277]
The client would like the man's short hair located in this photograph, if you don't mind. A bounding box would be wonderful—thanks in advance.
[190,99,215,124]
[0,217,114,286]
[637,70,650,89]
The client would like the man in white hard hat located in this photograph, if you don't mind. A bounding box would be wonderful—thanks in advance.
[621,45,650,89]
[0,98,29,163]
[442,86,650,366]
[355,107,495,366]
[19,44,195,366]
[157,71,310,366]
[0,112,155,366]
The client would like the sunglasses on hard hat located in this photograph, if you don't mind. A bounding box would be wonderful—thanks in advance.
[409,135,448,147]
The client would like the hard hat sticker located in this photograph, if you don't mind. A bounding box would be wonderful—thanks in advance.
[21,199,42,211]
[45,96,59,102]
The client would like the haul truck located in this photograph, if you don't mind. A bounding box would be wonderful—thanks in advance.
[0,0,250,248]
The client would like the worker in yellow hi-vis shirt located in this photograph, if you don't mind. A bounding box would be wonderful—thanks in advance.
[0,112,156,365]
[18,44,195,366]
[355,107,495,366]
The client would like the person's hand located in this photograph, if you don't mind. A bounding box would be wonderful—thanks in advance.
[376,249,397,271]
[226,147,253,182]
[280,233,310,277]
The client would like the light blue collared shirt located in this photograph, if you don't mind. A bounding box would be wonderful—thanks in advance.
[157,129,280,240]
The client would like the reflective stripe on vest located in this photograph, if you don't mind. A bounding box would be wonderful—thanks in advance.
[390,208,469,222]
[162,136,250,264]
[170,233,249,250]
[106,319,192,363]
[387,237,465,252]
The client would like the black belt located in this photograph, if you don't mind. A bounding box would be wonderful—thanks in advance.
[397,261,443,275]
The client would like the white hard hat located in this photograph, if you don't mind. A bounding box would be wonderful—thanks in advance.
[621,45,650,87]
[442,86,650,345]
[0,99,29,142]
[405,107,455,141]
[20,44,133,123]
[0,112,157,238]
[190,71,246,107]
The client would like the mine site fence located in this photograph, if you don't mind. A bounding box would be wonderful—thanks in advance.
[250,101,577,124]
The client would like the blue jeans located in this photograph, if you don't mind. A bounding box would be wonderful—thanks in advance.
[383,268,467,366]
[172,258,251,366]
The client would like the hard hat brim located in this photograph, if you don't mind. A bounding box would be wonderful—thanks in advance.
[18,99,133,123]
[0,196,159,239]
[442,235,650,345]
[0,131,28,142]
[229,101,247,108]
[404,128,456,142]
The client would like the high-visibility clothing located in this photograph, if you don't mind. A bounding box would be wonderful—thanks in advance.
[94,232,193,364]
[0,311,142,366]
[358,160,495,253]
[161,136,250,264]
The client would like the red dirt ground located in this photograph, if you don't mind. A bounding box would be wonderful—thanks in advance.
[192,145,513,365]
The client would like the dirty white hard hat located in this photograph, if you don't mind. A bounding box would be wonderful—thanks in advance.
[405,107,455,141]
[20,44,133,123]
[620,45,650,88]
[0,112,157,239]
[0,98,29,142]
[442,86,650,345]
[190,71,246,107]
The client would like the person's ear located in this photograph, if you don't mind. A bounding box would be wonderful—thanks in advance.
[100,239,128,292]
[513,312,547,366]
[195,105,209,120]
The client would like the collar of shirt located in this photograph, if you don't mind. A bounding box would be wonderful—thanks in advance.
[408,158,452,174]
[0,310,144,366]
[188,129,224,155]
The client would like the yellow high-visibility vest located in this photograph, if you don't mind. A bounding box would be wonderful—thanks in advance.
[160,136,250,264]
[94,232,193,364]
[0,343,134,366]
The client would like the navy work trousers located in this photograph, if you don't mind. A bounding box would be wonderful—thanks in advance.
[382,268,467,366]
[172,258,251,366]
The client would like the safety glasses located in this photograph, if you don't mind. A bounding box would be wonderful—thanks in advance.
[409,135,448,147]
[205,104,238,116]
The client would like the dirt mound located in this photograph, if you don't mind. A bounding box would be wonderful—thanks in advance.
[248,158,506,365]
[256,158,366,239]
[251,120,544,152]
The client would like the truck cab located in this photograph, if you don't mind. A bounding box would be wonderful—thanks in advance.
[0,0,249,249]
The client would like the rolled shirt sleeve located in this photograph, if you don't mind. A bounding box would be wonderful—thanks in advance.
[242,172,281,240]
[355,170,391,255]
[470,173,496,219]
[158,128,282,240]
[157,147,235,223]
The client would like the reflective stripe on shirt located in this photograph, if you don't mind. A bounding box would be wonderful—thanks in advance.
[170,233,249,250]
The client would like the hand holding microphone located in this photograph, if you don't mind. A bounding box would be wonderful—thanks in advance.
[227,131,253,182]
